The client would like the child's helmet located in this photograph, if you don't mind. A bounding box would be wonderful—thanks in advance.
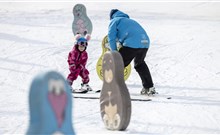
[75,34,91,47]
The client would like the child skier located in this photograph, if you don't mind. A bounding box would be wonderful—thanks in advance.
[67,34,92,92]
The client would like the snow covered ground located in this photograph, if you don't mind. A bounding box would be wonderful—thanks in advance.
[0,1,220,134]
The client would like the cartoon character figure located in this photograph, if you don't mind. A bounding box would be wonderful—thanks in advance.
[26,71,75,135]
[96,35,131,81]
[72,4,93,36]
[100,51,131,131]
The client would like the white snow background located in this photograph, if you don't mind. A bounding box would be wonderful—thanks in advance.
[0,1,220,134]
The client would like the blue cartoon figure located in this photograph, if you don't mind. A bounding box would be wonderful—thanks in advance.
[26,71,75,135]
[72,4,93,36]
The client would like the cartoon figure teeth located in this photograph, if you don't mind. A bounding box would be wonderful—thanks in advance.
[49,79,65,96]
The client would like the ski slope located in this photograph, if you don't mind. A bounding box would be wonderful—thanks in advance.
[0,1,220,134]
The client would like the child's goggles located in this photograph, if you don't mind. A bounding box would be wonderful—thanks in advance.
[78,41,88,47]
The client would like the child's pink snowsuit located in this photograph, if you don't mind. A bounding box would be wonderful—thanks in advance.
[67,45,89,85]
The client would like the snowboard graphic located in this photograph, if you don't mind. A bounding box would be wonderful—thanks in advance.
[100,51,131,131]
[96,35,131,81]
[72,4,93,36]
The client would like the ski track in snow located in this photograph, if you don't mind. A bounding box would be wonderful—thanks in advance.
[0,2,220,134]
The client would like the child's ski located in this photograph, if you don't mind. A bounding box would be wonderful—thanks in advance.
[72,89,101,94]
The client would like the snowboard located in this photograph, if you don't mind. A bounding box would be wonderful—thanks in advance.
[96,35,131,81]
[100,51,131,131]
[72,4,93,36]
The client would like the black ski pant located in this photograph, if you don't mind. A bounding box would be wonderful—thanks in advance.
[119,46,154,89]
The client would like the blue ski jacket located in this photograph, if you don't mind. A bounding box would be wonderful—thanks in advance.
[108,10,150,51]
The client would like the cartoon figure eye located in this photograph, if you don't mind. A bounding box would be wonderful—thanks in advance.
[48,79,65,96]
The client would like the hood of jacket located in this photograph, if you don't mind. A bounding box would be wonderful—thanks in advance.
[111,10,130,20]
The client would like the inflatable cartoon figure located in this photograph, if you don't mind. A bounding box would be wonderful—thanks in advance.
[26,71,75,135]
[100,52,131,131]
[72,4,93,36]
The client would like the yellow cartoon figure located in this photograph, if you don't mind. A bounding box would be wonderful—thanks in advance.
[96,35,131,81]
